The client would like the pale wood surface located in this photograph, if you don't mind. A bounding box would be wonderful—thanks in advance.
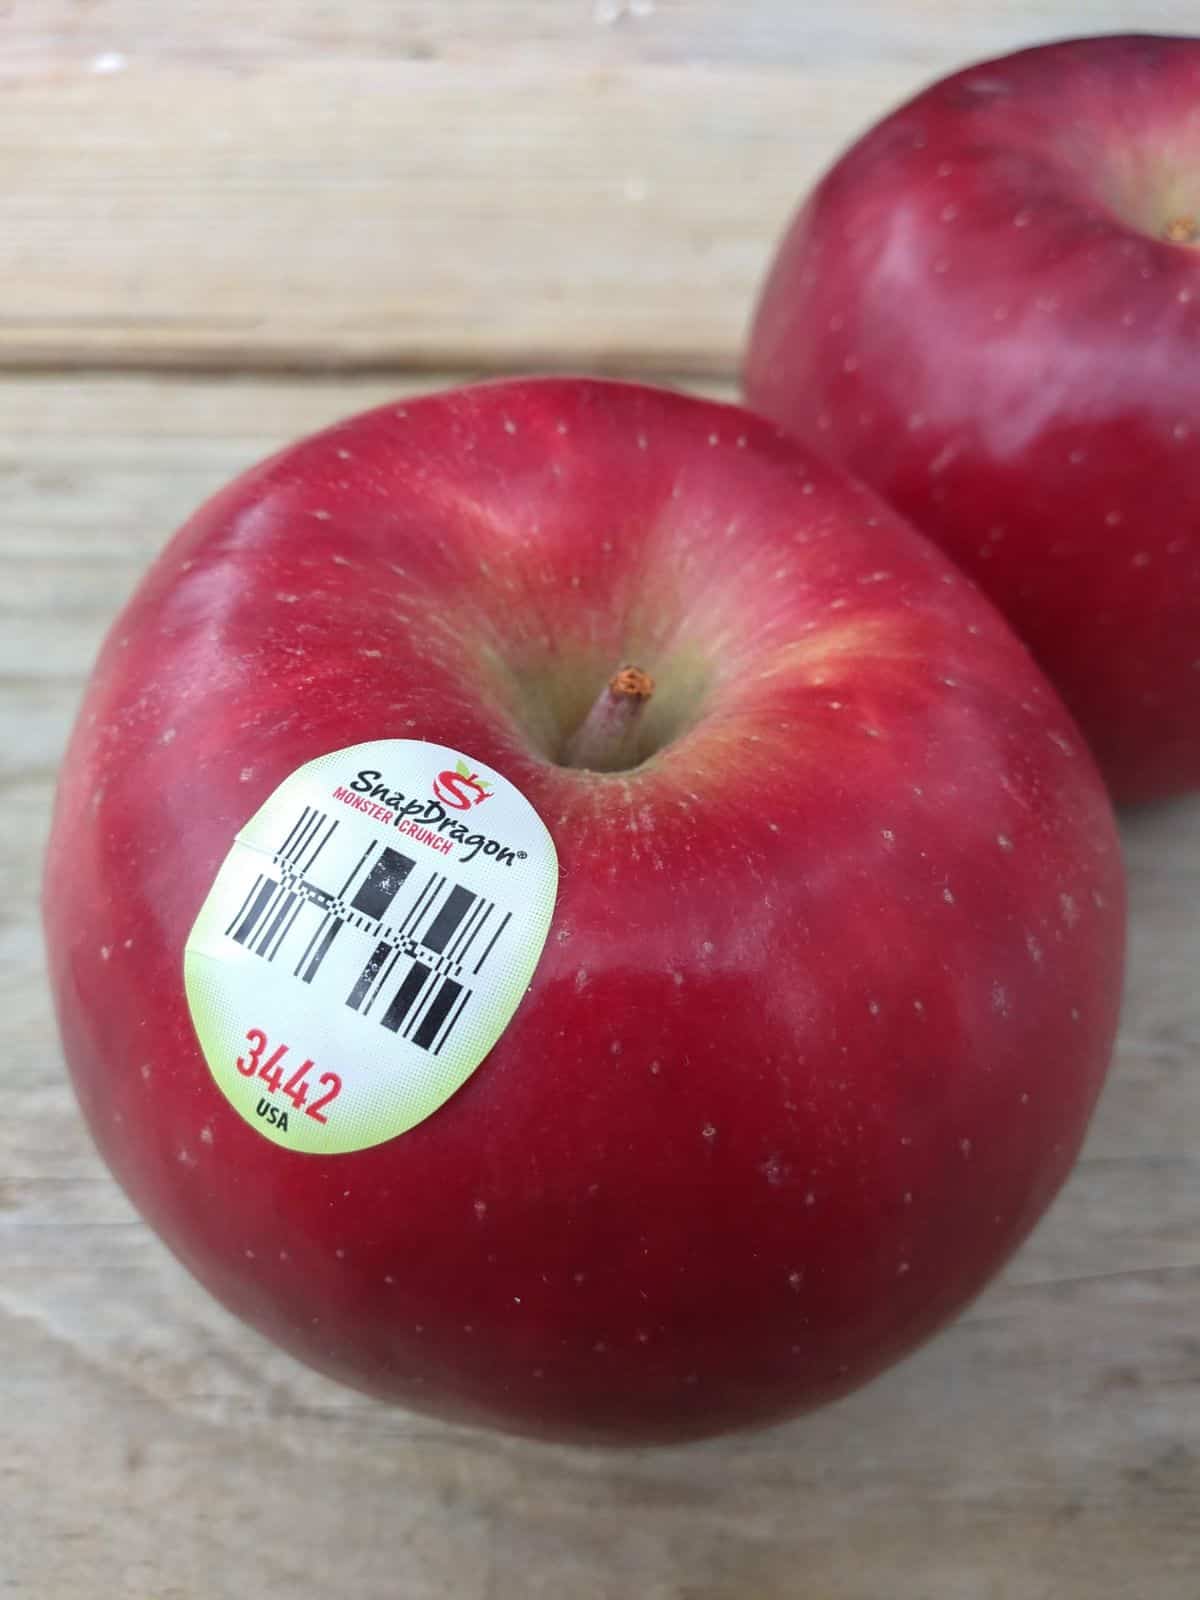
[4,375,1200,1597]
[5,3,1200,1594]
[4,1,1200,374]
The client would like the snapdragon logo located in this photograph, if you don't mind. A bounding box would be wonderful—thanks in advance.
[432,760,493,811]
[346,765,526,866]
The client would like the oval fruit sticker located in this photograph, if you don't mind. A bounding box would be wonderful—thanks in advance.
[184,740,558,1154]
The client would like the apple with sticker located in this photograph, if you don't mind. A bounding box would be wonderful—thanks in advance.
[44,378,1125,1442]
[745,33,1200,805]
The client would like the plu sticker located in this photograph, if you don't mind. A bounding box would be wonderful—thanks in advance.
[184,740,558,1154]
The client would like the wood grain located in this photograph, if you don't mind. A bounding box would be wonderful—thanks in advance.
[4,1,1199,375]
[2,375,1198,1598]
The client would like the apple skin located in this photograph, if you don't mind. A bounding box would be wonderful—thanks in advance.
[744,33,1200,807]
[44,378,1125,1444]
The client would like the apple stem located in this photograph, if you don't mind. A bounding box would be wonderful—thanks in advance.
[562,665,655,772]
[1162,214,1199,245]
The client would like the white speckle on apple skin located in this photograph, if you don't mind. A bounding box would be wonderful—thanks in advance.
[959,1138,973,1159]
[244,1249,255,1260]
[996,834,1014,852]
[473,1200,488,1220]
[760,1155,787,1186]
[239,767,254,782]
[1131,551,1151,568]
[804,1190,816,1207]
[1060,894,1079,927]
[275,592,299,604]
[897,1261,910,1276]
[991,983,1011,1016]
[574,968,588,991]
[177,1148,196,1168]
[139,1063,151,1081]
[942,887,956,905]
[159,726,176,744]
[928,442,960,475]
[701,1123,717,1142]
[99,945,111,962]
[649,1061,661,1076]
[903,1191,913,1205]
[200,1127,213,1145]
[788,1271,804,1291]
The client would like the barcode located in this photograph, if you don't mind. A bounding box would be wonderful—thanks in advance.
[224,806,512,1057]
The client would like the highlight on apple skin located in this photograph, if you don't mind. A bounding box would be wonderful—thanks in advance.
[44,378,1125,1444]
[745,33,1200,807]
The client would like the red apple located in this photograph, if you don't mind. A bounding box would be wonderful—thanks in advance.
[44,378,1124,1443]
[745,33,1200,807]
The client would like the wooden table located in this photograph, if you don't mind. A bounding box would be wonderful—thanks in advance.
[4,7,1198,1596]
